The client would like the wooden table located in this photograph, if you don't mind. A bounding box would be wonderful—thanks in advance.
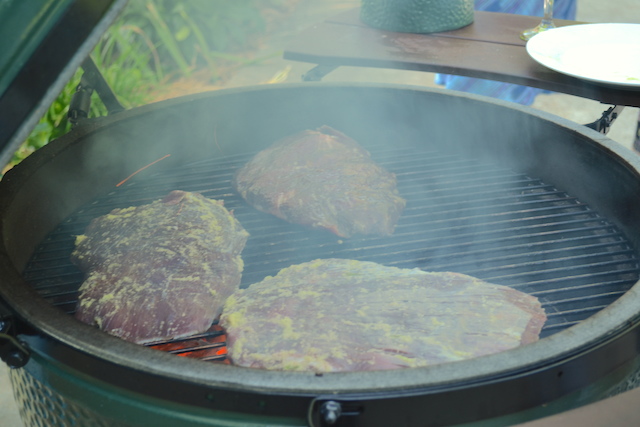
[283,9,640,132]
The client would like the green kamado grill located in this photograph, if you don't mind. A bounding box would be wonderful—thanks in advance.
[3,2,640,426]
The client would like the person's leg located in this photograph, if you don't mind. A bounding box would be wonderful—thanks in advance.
[435,0,577,106]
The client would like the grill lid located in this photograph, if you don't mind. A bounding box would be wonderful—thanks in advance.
[0,0,126,167]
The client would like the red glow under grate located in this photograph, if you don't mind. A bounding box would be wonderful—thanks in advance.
[147,323,229,363]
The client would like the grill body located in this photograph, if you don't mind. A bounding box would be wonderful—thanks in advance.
[9,352,638,427]
[3,83,640,426]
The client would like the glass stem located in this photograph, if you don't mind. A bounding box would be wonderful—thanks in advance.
[541,0,554,28]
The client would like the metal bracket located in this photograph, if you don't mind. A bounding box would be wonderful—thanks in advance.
[68,56,125,127]
[302,64,339,82]
[0,331,30,369]
[308,398,363,426]
[0,302,30,368]
[585,105,625,135]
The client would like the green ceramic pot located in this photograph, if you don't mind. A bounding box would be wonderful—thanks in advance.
[360,0,474,34]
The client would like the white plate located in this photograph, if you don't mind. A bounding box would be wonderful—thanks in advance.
[526,23,640,88]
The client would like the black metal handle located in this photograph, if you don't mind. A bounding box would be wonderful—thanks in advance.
[0,300,30,368]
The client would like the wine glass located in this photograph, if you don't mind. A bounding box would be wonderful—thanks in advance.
[520,0,555,41]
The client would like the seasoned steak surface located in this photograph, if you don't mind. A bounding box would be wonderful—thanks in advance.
[220,259,546,372]
[233,126,406,237]
[72,190,249,344]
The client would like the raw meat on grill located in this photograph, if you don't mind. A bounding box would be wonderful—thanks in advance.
[233,126,406,238]
[72,190,249,344]
[219,259,546,373]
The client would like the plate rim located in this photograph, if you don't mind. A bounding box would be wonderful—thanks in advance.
[525,22,640,88]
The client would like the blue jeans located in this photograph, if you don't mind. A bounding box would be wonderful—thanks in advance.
[435,0,578,105]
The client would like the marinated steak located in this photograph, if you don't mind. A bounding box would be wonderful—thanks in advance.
[73,190,249,344]
[220,259,546,372]
[233,126,406,237]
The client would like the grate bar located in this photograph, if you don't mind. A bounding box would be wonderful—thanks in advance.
[238,225,623,273]
[166,342,225,355]
[21,146,640,361]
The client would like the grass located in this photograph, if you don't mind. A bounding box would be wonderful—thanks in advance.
[3,0,296,175]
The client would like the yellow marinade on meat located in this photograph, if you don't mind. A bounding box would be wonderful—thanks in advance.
[220,259,546,373]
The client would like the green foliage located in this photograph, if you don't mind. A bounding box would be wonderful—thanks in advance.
[6,69,81,167]
[91,21,163,111]
[95,0,277,82]
[7,0,288,173]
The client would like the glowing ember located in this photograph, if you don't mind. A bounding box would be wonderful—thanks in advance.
[147,324,229,363]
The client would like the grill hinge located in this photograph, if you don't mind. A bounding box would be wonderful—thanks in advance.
[68,56,125,127]
[0,301,30,369]
[585,105,625,134]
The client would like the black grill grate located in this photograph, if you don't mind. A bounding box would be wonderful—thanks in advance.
[23,146,640,359]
